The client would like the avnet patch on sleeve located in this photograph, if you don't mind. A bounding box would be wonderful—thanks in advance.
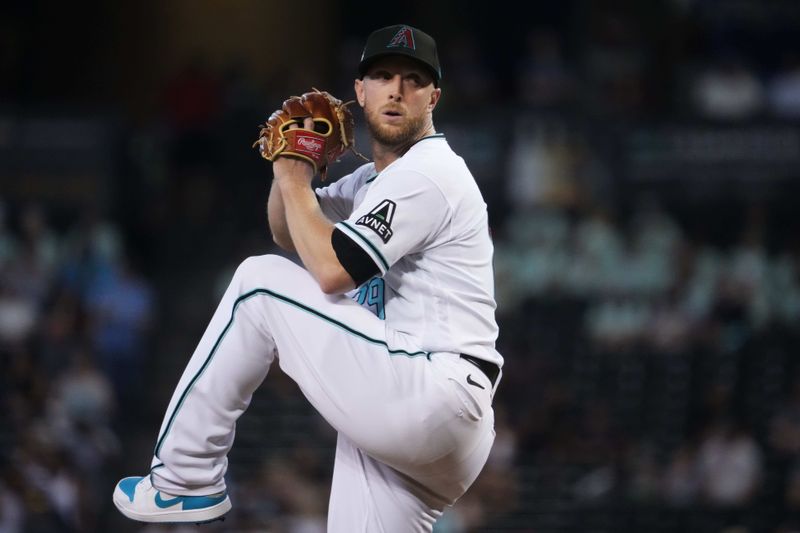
[338,168,450,274]
[356,199,396,243]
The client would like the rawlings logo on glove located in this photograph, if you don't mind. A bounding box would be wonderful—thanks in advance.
[296,136,324,154]
[253,88,365,180]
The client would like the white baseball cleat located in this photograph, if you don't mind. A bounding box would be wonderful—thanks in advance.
[112,475,231,524]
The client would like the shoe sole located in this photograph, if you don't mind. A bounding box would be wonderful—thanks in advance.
[112,487,232,524]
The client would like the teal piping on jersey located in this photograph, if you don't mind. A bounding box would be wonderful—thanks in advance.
[337,221,390,271]
[154,287,429,459]
[366,173,379,183]
[413,133,445,144]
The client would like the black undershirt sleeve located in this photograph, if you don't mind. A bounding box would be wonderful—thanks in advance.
[331,228,381,287]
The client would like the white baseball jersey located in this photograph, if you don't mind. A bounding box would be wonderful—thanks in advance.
[317,134,503,366]
[143,134,501,532]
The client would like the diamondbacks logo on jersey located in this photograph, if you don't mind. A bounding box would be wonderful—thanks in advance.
[387,26,415,50]
[356,199,396,243]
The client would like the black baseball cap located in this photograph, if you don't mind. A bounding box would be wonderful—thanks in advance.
[358,24,441,86]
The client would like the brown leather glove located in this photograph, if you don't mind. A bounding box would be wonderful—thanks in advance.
[253,89,361,180]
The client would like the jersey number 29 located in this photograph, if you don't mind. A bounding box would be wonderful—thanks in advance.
[353,277,385,320]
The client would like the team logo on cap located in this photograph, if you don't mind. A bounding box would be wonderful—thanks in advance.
[387,26,415,50]
[356,199,396,243]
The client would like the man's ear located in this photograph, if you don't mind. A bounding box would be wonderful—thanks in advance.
[428,87,441,111]
[354,79,365,107]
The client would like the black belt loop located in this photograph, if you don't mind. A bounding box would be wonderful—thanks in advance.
[460,354,500,388]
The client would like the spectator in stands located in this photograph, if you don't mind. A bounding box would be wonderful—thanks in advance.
[46,348,119,470]
[46,348,119,530]
[506,119,579,211]
[442,33,497,107]
[766,52,800,119]
[625,440,662,503]
[59,210,121,303]
[581,10,647,115]
[14,423,84,531]
[162,54,223,168]
[627,195,683,295]
[85,254,154,406]
[662,442,702,507]
[18,204,59,277]
[6,208,54,289]
[571,207,625,293]
[691,53,765,120]
[515,28,575,108]
[696,416,763,507]
[727,205,770,328]
[769,374,800,515]
[770,375,800,457]
[0,283,37,348]
[0,200,17,268]
[647,287,693,353]
[0,205,58,348]
[770,246,800,326]
[0,462,24,533]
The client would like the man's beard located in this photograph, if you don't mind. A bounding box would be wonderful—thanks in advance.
[364,107,428,148]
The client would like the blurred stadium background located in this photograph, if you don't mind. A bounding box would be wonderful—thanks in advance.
[2,0,800,531]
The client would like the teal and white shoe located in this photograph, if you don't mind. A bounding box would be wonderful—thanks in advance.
[112,475,231,524]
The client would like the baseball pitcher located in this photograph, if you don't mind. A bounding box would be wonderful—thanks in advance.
[113,24,503,532]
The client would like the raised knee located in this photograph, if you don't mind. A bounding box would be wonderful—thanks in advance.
[235,254,293,283]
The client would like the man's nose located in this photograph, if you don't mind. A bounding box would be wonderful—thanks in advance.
[388,75,403,100]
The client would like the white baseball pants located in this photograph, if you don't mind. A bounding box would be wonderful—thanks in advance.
[148,254,496,532]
